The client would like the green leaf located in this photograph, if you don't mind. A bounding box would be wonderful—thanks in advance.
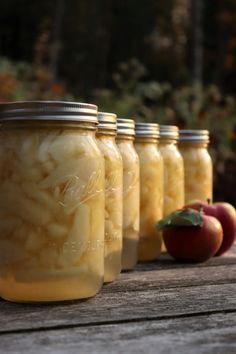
[156,208,203,231]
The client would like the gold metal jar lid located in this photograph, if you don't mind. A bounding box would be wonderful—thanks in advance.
[97,112,117,131]
[159,125,179,140]
[0,101,98,123]
[135,122,160,138]
[179,129,210,143]
[117,118,135,136]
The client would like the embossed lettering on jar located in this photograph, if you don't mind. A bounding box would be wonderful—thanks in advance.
[135,123,163,261]
[0,101,105,302]
[96,112,123,283]
[116,119,140,270]
[179,129,213,204]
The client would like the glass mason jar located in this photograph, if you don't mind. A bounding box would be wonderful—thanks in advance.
[96,112,123,283]
[159,125,184,217]
[135,123,163,261]
[116,119,140,270]
[179,129,213,204]
[159,125,185,251]
[0,101,105,302]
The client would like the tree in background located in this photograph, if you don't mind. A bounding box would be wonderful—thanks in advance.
[0,0,236,96]
[190,0,203,85]
[204,0,236,92]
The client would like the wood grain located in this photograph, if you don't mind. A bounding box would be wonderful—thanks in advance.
[0,312,235,354]
[135,244,236,272]
[0,280,236,334]
[0,245,235,354]
[104,264,236,293]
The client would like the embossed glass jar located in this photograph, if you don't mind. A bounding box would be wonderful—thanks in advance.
[159,125,185,217]
[0,101,105,302]
[116,118,140,270]
[96,112,123,283]
[159,125,185,252]
[135,123,163,261]
[179,129,213,204]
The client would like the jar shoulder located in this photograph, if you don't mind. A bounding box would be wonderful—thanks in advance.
[159,143,183,161]
[116,140,139,165]
[135,143,162,162]
[179,145,212,163]
[1,128,104,160]
[96,137,122,164]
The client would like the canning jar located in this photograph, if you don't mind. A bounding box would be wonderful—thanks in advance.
[96,112,123,282]
[116,119,140,270]
[159,125,184,218]
[0,101,105,302]
[135,123,163,261]
[179,129,213,204]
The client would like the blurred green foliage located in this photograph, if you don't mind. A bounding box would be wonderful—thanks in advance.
[0,57,73,102]
[95,58,236,203]
[1,0,236,94]
[95,58,236,151]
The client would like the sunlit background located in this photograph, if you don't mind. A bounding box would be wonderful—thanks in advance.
[0,0,236,203]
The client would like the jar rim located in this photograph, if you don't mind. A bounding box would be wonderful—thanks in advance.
[0,101,98,124]
[97,111,117,131]
[117,118,135,136]
[159,125,179,140]
[135,122,159,138]
[179,129,209,143]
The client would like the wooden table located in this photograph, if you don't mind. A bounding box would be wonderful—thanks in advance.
[0,246,236,354]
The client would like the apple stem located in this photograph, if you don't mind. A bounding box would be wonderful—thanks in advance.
[207,198,211,205]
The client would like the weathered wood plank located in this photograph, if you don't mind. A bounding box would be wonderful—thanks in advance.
[0,246,235,338]
[0,281,236,334]
[136,245,236,272]
[104,264,236,293]
[0,312,235,354]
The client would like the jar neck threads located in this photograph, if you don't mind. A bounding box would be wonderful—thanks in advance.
[117,118,135,138]
[97,112,117,135]
[135,122,160,139]
[179,129,210,145]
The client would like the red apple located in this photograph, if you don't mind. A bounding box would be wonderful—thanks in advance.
[185,201,236,256]
[157,209,223,262]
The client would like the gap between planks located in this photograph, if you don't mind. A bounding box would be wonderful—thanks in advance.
[0,311,236,354]
[0,308,235,337]
[0,283,236,334]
